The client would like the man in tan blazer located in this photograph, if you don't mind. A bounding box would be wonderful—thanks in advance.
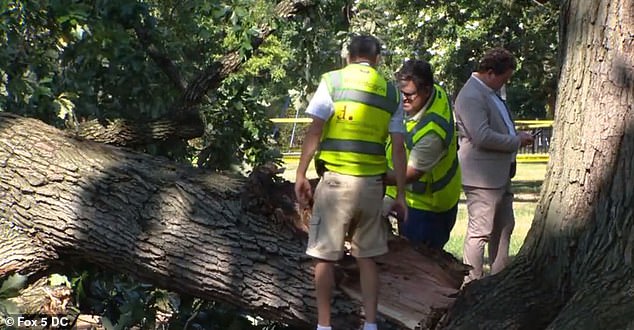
[454,48,534,283]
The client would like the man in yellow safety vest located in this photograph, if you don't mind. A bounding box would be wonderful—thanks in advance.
[384,59,461,250]
[294,35,408,330]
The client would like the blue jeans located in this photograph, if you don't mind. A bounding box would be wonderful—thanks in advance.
[400,204,458,249]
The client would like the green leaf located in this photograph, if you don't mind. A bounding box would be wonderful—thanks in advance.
[0,274,28,299]
[48,274,71,287]
[0,299,20,315]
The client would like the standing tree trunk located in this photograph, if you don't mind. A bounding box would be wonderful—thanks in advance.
[442,0,634,329]
[0,113,465,329]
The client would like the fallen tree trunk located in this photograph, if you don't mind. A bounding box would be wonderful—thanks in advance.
[0,113,466,329]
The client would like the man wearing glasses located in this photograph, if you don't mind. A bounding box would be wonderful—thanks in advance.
[383,59,461,250]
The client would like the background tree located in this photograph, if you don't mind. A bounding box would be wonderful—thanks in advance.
[346,0,559,118]
[0,0,334,169]
[441,0,634,328]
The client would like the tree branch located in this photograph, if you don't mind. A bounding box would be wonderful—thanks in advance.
[75,0,317,147]
[134,25,186,93]
[179,0,317,112]
[73,115,204,147]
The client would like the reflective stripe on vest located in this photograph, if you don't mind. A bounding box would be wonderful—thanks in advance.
[316,64,399,176]
[320,139,386,155]
[406,112,454,149]
[327,69,399,115]
[409,156,459,193]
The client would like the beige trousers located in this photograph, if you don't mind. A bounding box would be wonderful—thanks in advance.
[462,183,515,283]
[306,171,387,261]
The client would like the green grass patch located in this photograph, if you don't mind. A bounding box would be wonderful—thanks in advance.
[445,162,546,259]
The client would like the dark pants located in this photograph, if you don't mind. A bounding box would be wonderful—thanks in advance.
[400,204,458,249]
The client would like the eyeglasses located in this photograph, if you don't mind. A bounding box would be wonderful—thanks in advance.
[402,90,418,101]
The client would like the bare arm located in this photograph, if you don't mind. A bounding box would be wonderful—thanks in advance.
[294,117,324,205]
[390,132,408,198]
[388,132,409,221]
[296,117,324,179]
[384,166,424,186]
[384,133,445,185]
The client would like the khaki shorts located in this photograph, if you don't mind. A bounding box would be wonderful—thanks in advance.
[306,171,388,261]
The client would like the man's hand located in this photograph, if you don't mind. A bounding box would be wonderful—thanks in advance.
[390,194,408,224]
[294,116,323,207]
[518,131,535,147]
[295,175,313,207]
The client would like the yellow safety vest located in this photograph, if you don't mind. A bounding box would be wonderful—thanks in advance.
[316,64,400,176]
[386,84,461,211]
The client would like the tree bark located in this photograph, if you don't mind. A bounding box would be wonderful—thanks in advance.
[72,114,204,147]
[441,0,634,329]
[0,113,465,329]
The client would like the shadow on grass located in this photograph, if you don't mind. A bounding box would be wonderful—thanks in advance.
[512,180,543,202]
[512,180,543,193]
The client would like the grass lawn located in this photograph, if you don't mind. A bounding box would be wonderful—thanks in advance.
[281,160,547,260]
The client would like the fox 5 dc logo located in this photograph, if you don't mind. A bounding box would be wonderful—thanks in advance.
[3,315,70,328]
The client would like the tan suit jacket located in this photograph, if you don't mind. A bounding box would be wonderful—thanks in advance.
[454,76,521,189]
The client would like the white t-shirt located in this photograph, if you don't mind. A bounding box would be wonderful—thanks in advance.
[305,78,406,134]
